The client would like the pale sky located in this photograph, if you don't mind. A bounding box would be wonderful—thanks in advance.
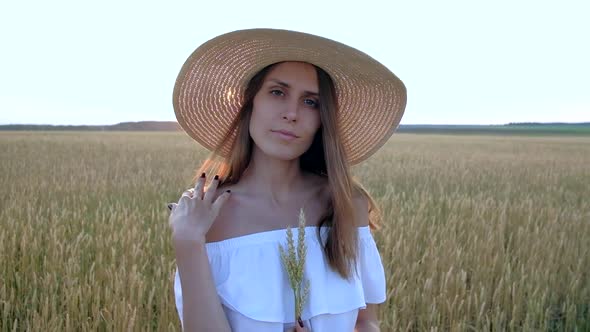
[1,0,588,125]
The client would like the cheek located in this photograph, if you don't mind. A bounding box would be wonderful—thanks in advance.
[249,108,275,144]
[313,113,321,130]
[249,105,267,133]
[248,112,260,138]
[250,97,274,126]
[304,113,322,136]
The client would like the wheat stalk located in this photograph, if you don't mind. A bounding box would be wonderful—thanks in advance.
[4,132,590,331]
[279,208,311,323]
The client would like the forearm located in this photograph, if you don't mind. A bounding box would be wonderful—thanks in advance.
[354,320,380,332]
[176,242,231,332]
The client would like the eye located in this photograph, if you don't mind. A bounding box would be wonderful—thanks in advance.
[270,89,284,96]
[304,98,319,108]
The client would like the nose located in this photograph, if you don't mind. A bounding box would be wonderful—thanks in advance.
[282,99,298,122]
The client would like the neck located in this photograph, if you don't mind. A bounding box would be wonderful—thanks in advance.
[239,147,306,205]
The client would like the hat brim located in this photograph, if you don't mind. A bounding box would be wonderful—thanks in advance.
[173,28,407,165]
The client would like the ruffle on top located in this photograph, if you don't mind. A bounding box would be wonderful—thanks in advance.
[174,226,386,324]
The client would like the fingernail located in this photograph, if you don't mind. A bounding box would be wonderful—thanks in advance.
[214,175,219,180]
[167,203,173,210]
[298,317,304,327]
[200,172,206,178]
[226,190,231,193]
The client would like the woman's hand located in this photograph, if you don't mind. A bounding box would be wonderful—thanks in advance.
[168,173,231,252]
[293,318,309,332]
[293,324,309,332]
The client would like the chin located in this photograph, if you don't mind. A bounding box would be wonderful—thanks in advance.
[258,144,305,161]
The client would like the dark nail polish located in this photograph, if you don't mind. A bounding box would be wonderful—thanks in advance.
[200,172,206,178]
[226,190,231,193]
[298,317,304,327]
[167,203,173,210]
[214,175,219,180]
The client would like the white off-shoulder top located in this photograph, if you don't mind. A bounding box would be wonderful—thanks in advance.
[174,226,386,331]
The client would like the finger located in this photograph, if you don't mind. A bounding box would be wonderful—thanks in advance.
[295,317,306,331]
[293,323,307,332]
[167,203,178,227]
[194,172,206,199]
[211,189,231,215]
[178,194,191,207]
[167,202,176,211]
[203,175,220,203]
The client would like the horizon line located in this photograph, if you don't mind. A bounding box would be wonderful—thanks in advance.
[1,121,589,127]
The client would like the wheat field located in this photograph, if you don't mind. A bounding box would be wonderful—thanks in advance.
[1,131,589,331]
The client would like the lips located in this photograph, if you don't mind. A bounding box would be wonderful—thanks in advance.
[272,130,299,138]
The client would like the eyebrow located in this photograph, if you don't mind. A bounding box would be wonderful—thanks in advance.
[267,79,319,96]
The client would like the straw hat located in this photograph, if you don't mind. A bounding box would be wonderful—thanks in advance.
[173,28,407,165]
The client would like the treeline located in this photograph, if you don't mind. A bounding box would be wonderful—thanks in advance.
[506,122,590,126]
[395,123,590,135]
[1,121,588,135]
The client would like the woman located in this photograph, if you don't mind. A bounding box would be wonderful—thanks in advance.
[169,29,406,332]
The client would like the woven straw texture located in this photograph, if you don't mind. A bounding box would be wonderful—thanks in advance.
[173,28,407,165]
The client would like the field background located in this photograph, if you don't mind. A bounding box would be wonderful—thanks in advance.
[1,131,589,331]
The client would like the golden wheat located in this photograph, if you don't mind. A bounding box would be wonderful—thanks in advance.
[1,132,588,331]
[278,208,311,322]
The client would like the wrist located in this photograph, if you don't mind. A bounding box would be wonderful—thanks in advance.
[173,236,207,257]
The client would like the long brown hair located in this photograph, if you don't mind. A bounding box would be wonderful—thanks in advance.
[195,62,382,280]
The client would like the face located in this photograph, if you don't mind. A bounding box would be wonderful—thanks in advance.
[249,62,322,161]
